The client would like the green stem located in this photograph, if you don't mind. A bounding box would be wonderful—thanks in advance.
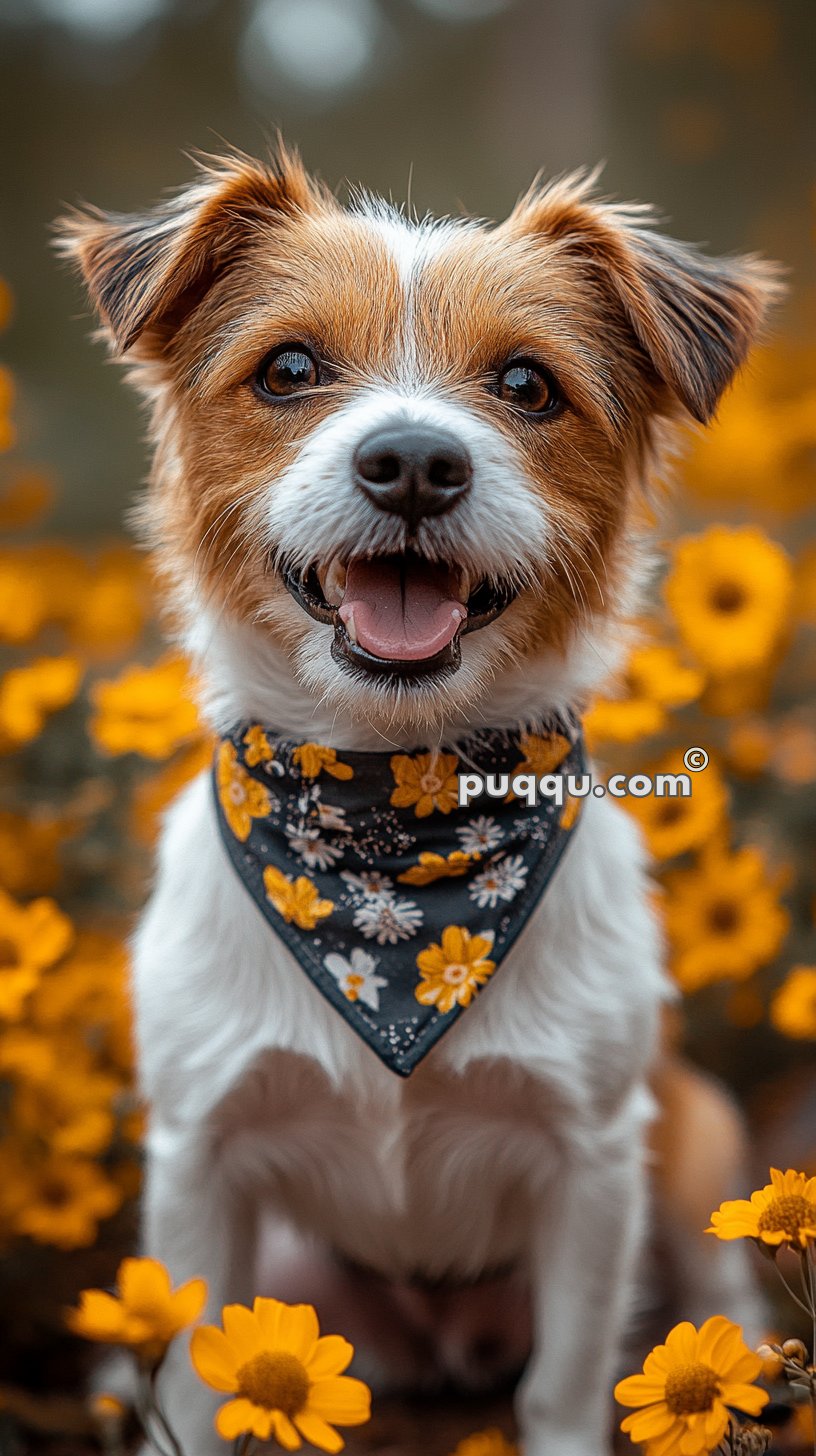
[804,1247,816,1456]
[774,1256,813,1318]
[145,1369,187,1456]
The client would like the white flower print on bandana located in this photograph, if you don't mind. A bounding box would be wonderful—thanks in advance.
[324,947,388,1010]
[341,869,396,902]
[469,854,529,909]
[285,823,344,872]
[455,814,504,855]
[353,896,424,945]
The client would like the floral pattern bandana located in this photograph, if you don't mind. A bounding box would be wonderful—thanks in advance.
[213,719,586,1076]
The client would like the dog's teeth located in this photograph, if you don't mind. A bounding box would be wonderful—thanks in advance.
[344,607,358,644]
[319,560,347,605]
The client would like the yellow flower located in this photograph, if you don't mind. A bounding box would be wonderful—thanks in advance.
[449,1431,518,1456]
[623,752,728,860]
[0,470,54,532]
[0,655,81,749]
[264,867,334,930]
[390,751,459,817]
[0,809,75,896]
[91,655,201,760]
[664,526,792,677]
[770,965,816,1039]
[514,731,571,777]
[398,850,478,886]
[217,740,272,841]
[415,925,496,1014]
[614,1316,768,1456]
[725,720,773,778]
[707,1168,816,1250]
[663,844,789,992]
[0,555,47,643]
[244,724,276,767]
[0,889,74,1020]
[10,1153,123,1249]
[190,1295,371,1449]
[68,1257,206,1363]
[70,546,150,656]
[585,644,703,747]
[293,743,353,780]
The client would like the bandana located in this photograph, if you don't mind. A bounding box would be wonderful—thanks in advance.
[213,719,585,1076]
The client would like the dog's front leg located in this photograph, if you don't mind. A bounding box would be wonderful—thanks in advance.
[141,1118,258,1456]
[518,1132,647,1456]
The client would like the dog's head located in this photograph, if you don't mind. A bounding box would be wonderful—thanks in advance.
[57,147,778,734]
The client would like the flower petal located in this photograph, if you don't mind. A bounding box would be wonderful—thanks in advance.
[307,1335,354,1380]
[169,1277,207,1328]
[189,1325,240,1392]
[272,1410,303,1450]
[294,1410,345,1453]
[308,1376,371,1425]
[118,1257,169,1309]
[613,1374,666,1408]
[722,1381,770,1415]
[221,1302,263,1360]
[273,1302,320,1361]
[215,1398,268,1440]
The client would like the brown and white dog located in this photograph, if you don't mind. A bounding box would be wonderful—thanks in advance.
[59,148,776,1455]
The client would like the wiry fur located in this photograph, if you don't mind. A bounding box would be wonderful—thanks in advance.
[57,146,775,1455]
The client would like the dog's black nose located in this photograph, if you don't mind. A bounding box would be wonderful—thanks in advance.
[354,425,472,531]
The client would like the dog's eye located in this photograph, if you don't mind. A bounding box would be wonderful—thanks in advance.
[497,360,560,414]
[256,345,319,398]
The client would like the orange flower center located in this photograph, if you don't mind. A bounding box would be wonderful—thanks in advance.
[0,936,19,969]
[228,780,247,806]
[664,1361,721,1415]
[757,1193,816,1239]
[235,1351,310,1416]
[710,580,747,614]
[442,963,470,985]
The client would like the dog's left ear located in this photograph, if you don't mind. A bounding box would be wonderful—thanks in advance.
[507,171,783,423]
[55,145,328,356]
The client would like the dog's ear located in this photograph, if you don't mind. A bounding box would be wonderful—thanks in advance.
[507,170,783,423]
[55,145,327,355]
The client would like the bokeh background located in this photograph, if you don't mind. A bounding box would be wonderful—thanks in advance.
[0,1,814,1452]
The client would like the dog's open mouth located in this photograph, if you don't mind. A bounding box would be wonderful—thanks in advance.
[281,552,518,679]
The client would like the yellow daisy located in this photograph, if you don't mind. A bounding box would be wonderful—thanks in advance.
[390,751,460,817]
[190,1296,371,1450]
[10,1153,123,1250]
[263,867,334,930]
[513,731,571,777]
[664,525,792,677]
[0,655,82,749]
[614,1316,768,1456]
[415,925,496,1014]
[293,743,353,780]
[707,1168,816,1250]
[398,850,478,886]
[584,644,703,747]
[90,655,201,760]
[663,844,789,992]
[770,965,816,1039]
[0,889,74,1020]
[623,752,728,860]
[68,1257,206,1365]
[217,741,272,841]
[243,724,276,767]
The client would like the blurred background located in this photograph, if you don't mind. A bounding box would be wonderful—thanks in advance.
[0,2,814,1453]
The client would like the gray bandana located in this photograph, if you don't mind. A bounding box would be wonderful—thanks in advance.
[213,719,585,1076]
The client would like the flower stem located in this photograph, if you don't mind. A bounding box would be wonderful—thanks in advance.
[803,1246,816,1456]
[773,1255,813,1318]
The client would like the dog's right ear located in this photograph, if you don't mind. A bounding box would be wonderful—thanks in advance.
[55,146,327,355]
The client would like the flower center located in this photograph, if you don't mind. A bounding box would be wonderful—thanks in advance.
[235,1351,310,1416]
[708,898,740,933]
[757,1193,816,1238]
[443,963,469,985]
[420,772,443,795]
[228,781,247,806]
[0,937,19,969]
[664,1361,721,1415]
[710,580,746,614]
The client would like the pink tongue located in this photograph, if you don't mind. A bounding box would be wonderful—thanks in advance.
[339,558,467,661]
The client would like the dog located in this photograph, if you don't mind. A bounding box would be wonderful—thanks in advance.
[58,147,777,1455]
